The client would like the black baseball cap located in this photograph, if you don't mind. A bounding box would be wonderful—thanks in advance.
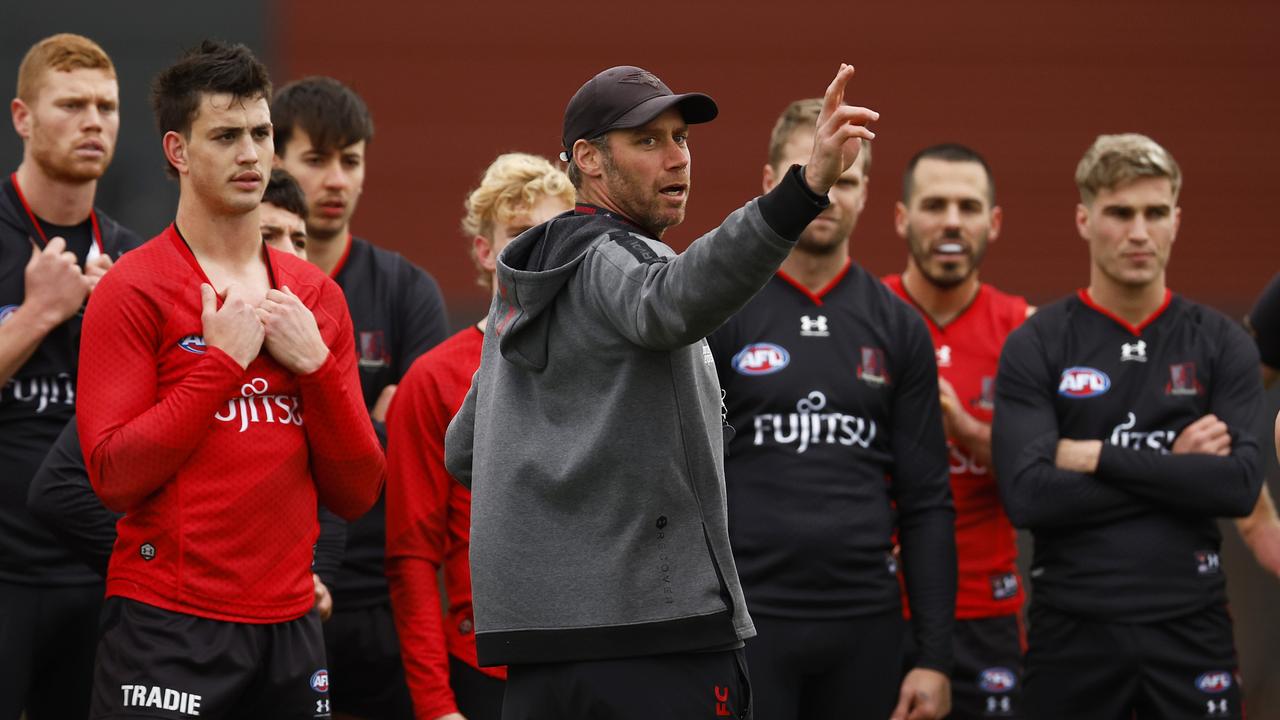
[559,66,718,161]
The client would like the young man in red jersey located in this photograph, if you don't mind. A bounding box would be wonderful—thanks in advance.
[77,41,383,719]
[883,144,1031,719]
[386,153,573,720]
[0,32,140,720]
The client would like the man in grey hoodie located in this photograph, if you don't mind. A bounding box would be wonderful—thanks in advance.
[445,63,877,718]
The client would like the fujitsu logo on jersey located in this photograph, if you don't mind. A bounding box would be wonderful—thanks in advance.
[752,390,876,453]
[213,377,303,433]
[2,372,75,413]
[1108,412,1174,453]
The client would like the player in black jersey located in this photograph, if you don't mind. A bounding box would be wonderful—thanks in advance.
[272,76,449,720]
[993,133,1263,719]
[708,98,955,720]
[0,33,141,720]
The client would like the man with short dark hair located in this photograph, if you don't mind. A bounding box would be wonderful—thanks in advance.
[272,75,448,720]
[78,41,384,718]
[0,31,140,720]
[445,64,877,719]
[994,133,1262,719]
[885,143,1030,719]
[710,100,955,720]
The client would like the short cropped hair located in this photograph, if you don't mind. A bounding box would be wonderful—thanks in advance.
[151,40,271,176]
[767,98,871,174]
[901,143,996,204]
[16,33,115,103]
[272,77,374,156]
[463,153,574,288]
[1075,133,1182,206]
[263,169,308,220]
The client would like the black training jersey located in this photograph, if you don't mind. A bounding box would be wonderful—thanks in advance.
[329,236,448,607]
[708,261,956,673]
[993,290,1263,622]
[0,173,141,585]
[1247,271,1280,369]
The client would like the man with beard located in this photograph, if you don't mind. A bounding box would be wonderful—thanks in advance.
[272,76,449,720]
[708,98,954,720]
[993,134,1261,719]
[0,33,140,720]
[884,144,1030,719]
[445,66,878,719]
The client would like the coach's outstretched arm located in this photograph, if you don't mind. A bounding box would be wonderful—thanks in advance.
[993,325,1150,529]
[586,66,878,351]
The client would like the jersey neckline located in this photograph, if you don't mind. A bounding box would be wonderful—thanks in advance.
[1076,287,1173,336]
[776,258,853,306]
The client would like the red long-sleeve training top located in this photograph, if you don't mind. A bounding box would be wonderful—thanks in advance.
[386,326,506,719]
[78,225,384,623]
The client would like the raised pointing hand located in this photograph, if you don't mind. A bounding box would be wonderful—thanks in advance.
[803,64,879,195]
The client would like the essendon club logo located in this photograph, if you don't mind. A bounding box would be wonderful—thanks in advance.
[1166,362,1201,396]
[857,347,889,386]
[357,330,389,369]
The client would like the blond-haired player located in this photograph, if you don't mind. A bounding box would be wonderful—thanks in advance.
[994,134,1262,719]
[385,153,572,720]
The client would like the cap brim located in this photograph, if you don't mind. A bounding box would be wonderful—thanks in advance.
[605,92,719,134]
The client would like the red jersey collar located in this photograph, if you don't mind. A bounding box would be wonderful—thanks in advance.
[1076,287,1173,336]
[777,259,852,307]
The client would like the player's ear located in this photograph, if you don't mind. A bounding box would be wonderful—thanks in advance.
[573,138,605,181]
[988,204,1003,243]
[163,131,189,176]
[473,235,498,274]
[894,201,909,239]
[1075,203,1090,241]
[762,163,778,194]
[11,98,31,140]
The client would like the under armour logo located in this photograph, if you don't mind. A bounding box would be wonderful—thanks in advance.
[1121,339,1147,362]
[800,314,829,337]
[1207,699,1229,716]
[936,344,952,367]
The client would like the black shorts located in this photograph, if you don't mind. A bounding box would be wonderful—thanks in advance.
[448,654,504,720]
[322,600,413,719]
[948,614,1024,719]
[501,648,751,720]
[90,597,330,720]
[0,580,103,720]
[1024,603,1242,720]
[749,611,904,720]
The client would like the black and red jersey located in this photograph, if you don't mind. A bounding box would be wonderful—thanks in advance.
[0,172,141,585]
[993,290,1263,622]
[327,235,449,609]
[385,326,506,719]
[885,275,1027,619]
[77,225,384,623]
[708,260,956,673]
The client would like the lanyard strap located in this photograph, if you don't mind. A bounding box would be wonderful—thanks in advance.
[7,171,104,259]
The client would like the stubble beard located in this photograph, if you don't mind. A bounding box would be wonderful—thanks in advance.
[601,151,683,238]
[907,225,987,290]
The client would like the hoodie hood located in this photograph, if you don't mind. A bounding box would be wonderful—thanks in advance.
[492,210,634,370]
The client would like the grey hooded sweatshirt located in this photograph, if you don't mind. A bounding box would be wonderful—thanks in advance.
[445,166,827,666]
